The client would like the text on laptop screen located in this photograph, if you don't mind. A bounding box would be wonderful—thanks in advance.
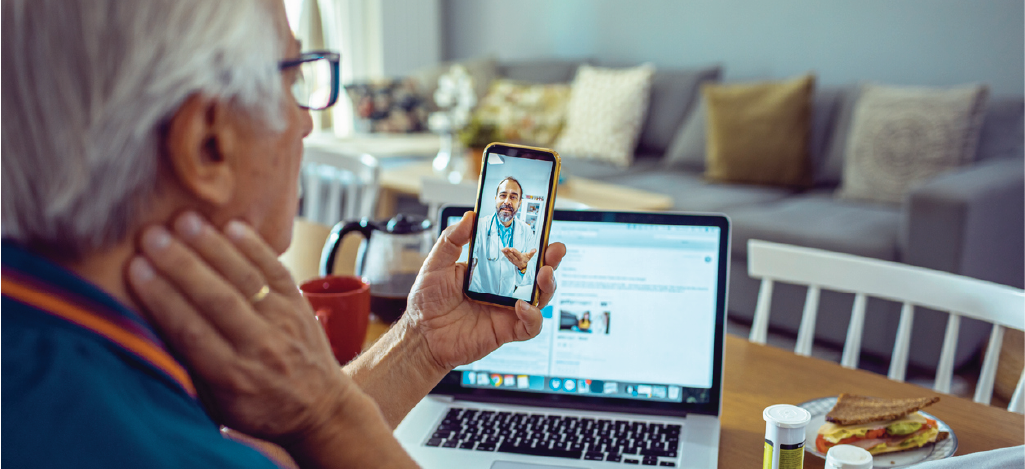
[450,217,721,404]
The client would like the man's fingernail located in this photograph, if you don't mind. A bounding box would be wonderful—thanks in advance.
[129,257,155,282]
[143,227,171,251]
[225,220,247,240]
[175,212,203,238]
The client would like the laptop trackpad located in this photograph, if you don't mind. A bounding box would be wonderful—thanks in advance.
[491,461,585,469]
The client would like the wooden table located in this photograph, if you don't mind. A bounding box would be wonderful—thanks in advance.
[363,319,1024,468]
[378,162,673,217]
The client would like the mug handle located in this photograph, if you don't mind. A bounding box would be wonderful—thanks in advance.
[320,219,374,276]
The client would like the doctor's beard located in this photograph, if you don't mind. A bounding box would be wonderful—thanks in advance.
[497,203,516,223]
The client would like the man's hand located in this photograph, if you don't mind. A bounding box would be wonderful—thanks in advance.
[126,212,415,468]
[406,211,565,371]
[500,246,537,271]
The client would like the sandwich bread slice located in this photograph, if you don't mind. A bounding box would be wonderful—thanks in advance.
[816,394,949,455]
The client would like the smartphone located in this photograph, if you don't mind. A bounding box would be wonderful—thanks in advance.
[464,142,561,308]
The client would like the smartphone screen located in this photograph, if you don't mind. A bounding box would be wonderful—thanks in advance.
[465,143,560,307]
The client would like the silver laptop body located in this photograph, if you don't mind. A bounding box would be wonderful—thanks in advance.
[396,209,730,469]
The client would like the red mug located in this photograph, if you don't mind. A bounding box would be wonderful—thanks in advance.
[299,275,371,364]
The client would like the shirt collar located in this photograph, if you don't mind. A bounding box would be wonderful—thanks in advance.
[1,241,197,398]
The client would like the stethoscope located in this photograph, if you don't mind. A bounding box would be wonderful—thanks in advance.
[484,213,511,261]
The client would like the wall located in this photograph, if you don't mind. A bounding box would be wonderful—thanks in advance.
[441,0,1024,95]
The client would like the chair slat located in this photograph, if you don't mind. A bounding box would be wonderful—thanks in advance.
[794,286,820,357]
[888,303,915,382]
[1010,370,1025,413]
[841,293,867,369]
[750,278,774,345]
[343,181,358,222]
[974,325,1005,405]
[747,239,1025,411]
[325,168,343,224]
[934,314,962,394]
[304,166,323,223]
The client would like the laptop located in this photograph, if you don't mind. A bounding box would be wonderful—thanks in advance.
[395,207,730,468]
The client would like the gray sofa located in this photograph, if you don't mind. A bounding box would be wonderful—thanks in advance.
[444,58,1025,371]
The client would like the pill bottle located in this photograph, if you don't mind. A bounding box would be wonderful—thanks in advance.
[763,404,811,469]
[825,444,873,469]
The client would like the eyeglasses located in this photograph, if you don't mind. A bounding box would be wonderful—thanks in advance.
[278,51,340,111]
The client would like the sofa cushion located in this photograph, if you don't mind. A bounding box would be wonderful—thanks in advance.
[665,85,843,178]
[662,95,708,171]
[819,86,862,187]
[808,87,845,186]
[838,83,990,204]
[497,59,587,84]
[636,66,722,155]
[474,79,572,146]
[554,64,655,167]
[704,74,816,187]
[975,96,1024,161]
[605,170,794,212]
[727,192,901,262]
[560,155,662,180]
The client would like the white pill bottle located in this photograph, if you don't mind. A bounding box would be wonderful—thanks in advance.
[825,444,873,469]
[762,404,812,469]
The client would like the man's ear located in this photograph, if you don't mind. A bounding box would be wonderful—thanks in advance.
[163,94,239,206]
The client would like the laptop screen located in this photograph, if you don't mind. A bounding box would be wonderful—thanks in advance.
[435,209,729,417]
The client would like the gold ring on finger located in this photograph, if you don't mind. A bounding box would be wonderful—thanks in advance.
[249,285,271,304]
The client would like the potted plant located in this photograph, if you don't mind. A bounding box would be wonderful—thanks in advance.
[458,116,499,178]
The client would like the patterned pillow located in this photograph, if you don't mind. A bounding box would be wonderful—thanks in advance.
[344,78,429,133]
[837,83,989,203]
[473,79,572,146]
[554,64,655,167]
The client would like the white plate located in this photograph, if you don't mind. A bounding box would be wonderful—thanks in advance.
[797,396,958,468]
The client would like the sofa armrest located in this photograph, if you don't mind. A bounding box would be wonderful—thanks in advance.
[901,157,1025,287]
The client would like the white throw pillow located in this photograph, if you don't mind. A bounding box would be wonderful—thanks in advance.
[554,64,655,167]
[837,83,989,204]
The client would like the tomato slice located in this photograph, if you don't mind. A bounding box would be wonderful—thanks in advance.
[816,434,829,453]
[866,428,887,439]
[925,418,937,429]
[837,435,862,445]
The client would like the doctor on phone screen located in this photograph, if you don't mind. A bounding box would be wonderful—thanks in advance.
[470,176,538,298]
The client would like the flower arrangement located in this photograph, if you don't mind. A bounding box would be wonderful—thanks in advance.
[427,65,477,134]
[457,116,498,149]
[344,78,428,133]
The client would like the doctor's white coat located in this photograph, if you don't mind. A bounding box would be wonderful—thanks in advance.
[469,214,538,300]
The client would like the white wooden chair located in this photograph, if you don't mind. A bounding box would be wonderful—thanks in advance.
[299,144,380,226]
[419,176,478,224]
[747,239,1025,413]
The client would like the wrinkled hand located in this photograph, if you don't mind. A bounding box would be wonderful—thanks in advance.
[125,212,366,445]
[406,211,566,370]
[500,246,537,271]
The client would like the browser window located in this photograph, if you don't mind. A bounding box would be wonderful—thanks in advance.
[452,217,722,404]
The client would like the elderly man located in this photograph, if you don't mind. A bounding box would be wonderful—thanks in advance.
[469,177,539,298]
[1,1,564,468]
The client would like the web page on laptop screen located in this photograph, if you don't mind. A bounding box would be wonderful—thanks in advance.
[449,217,721,404]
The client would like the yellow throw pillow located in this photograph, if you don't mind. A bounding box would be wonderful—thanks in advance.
[704,74,815,187]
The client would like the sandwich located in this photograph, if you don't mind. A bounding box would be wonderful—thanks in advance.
[815,394,949,455]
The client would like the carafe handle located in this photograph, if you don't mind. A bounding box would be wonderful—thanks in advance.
[320,219,374,276]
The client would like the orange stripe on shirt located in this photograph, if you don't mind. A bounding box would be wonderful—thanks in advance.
[1,277,196,397]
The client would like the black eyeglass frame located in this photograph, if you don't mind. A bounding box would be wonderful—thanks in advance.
[278,50,340,110]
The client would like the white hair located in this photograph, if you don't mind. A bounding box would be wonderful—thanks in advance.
[2,0,285,258]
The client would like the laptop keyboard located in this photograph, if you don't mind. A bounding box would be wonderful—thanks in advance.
[424,407,681,466]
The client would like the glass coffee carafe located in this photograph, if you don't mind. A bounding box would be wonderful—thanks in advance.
[320,214,433,323]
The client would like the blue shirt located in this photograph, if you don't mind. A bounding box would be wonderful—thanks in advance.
[1,243,283,468]
[495,215,515,248]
